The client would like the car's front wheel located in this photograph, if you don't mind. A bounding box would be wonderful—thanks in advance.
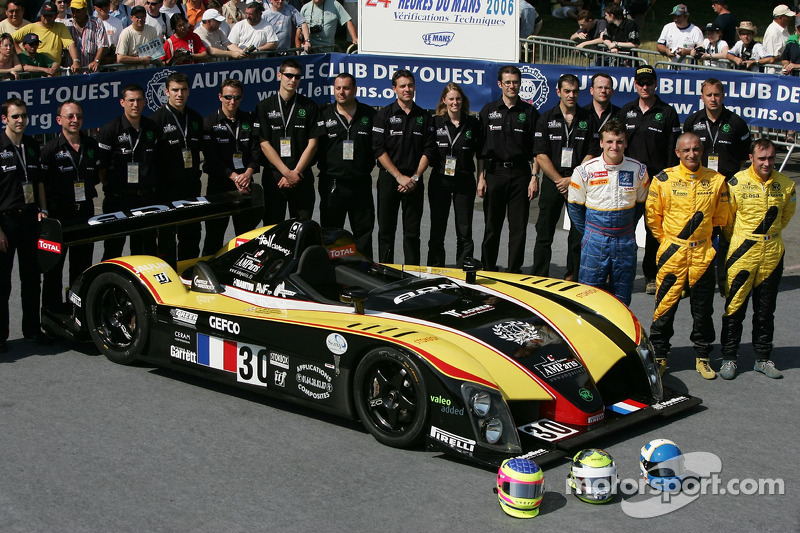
[85,272,150,365]
[353,347,428,448]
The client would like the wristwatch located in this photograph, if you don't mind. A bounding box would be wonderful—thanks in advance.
[412,175,419,182]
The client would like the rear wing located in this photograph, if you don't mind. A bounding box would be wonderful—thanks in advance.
[38,184,264,272]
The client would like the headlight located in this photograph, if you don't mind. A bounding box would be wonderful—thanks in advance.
[637,329,663,401]
[461,383,521,453]
[471,390,491,417]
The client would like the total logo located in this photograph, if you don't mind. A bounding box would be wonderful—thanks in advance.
[37,239,61,254]
[209,316,240,334]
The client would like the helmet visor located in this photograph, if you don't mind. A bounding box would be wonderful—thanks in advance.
[502,480,544,499]
[574,475,615,495]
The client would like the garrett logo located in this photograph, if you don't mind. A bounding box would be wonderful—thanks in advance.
[422,32,455,47]
[38,239,61,254]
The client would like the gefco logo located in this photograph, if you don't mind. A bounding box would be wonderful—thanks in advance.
[38,239,61,254]
[209,316,240,334]
[422,31,455,47]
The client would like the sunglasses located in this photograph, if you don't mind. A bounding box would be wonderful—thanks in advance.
[61,113,83,119]
[636,80,655,87]
[221,94,243,101]
[281,72,301,79]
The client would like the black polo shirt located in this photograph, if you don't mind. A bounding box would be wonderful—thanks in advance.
[477,97,539,164]
[257,92,324,177]
[318,100,376,182]
[583,101,621,141]
[96,115,160,194]
[682,107,751,179]
[203,108,261,190]
[534,104,600,176]
[372,101,436,176]
[150,103,204,183]
[432,113,481,177]
[615,96,681,174]
[40,133,101,210]
[0,131,40,212]
[604,18,640,49]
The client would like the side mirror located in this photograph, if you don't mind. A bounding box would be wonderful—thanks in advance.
[340,288,369,315]
[462,257,483,284]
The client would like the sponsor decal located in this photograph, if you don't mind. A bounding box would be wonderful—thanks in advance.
[288,221,301,240]
[237,343,269,388]
[209,316,240,334]
[608,398,648,415]
[269,351,289,369]
[194,275,214,291]
[171,309,198,325]
[393,281,458,304]
[430,394,464,415]
[492,320,541,346]
[174,330,191,344]
[440,304,493,318]
[274,370,287,387]
[619,170,634,188]
[233,254,263,274]
[578,388,594,401]
[257,233,292,256]
[154,272,171,284]
[422,31,455,47]
[296,364,333,400]
[430,426,475,452]
[590,178,609,186]
[89,198,211,225]
[593,170,608,177]
[651,396,689,411]
[37,239,61,254]
[516,449,550,459]
[327,244,355,258]
[518,418,579,441]
[233,278,255,291]
[587,412,605,424]
[273,281,296,298]
[170,345,198,362]
[133,262,170,274]
[326,333,347,355]
[68,291,81,307]
[234,238,249,247]
[534,355,582,378]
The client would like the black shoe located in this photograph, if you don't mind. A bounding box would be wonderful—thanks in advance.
[0,340,7,353]
[24,330,54,346]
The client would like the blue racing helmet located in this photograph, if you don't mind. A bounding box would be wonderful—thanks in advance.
[496,457,545,518]
[639,439,685,492]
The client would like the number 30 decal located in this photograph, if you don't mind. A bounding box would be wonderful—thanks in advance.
[517,419,579,441]
[238,343,269,387]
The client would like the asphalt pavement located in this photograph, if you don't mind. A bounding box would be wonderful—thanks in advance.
[0,152,798,531]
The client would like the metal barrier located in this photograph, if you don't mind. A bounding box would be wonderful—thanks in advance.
[652,60,736,73]
[520,36,646,68]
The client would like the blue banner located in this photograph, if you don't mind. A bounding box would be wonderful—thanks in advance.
[2,52,799,134]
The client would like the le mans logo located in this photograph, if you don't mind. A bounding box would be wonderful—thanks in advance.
[519,65,549,110]
[422,32,455,47]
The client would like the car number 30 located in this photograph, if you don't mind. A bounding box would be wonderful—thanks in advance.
[517,419,579,441]
[237,343,269,387]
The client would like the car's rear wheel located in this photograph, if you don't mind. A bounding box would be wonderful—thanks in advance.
[353,347,428,447]
[85,272,150,365]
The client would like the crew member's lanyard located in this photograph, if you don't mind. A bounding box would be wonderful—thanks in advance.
[127,127,143,184]
[223,114,245,170]
[64,141,87,202]
[561,117,575,168]
[334,107,355,161]
[277,95,296,158]
[167,106,193,168]
[11,142,33,204]
[705,118,721,171]
[443,119,464,176]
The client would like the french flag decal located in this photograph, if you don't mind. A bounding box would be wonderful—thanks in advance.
[197,334,237,373]
[608,399,648,415]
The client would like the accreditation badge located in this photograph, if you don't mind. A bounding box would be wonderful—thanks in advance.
[127,162,140,184]
[560,147,574,168]
[445,156,457,176]
[182,148,193,169]
[280,137,291,157]
[74,181,86,202]
[232,152,244,170]
[22,182,34,204]
[707,154,719,172]
[342,140,354,161]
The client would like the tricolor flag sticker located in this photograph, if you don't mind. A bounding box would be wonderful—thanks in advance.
[197,334,237,373]
[608,399,648,415]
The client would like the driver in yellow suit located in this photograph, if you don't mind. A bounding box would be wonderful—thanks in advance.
[645,133,728,380]
[718,138,796,380]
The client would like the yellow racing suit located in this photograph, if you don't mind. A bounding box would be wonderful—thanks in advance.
[721,165,796,360]
[645,162,728,358]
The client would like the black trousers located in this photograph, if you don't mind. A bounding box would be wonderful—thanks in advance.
[0,209,41,340]
[262,170,316,226]
[721,256,783,360]
[377,169,424,265]
[531,177,581,277]
[101,191,157,260]
[649,265,716,358]
[480,166,530,273]
[42,202,95,310]
[319,175,375,259]
[427,172,476,268]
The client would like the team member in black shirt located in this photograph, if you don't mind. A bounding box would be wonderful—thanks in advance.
[428,82,480,268]
[40,100,100,312]
[151,71,204,265]
[615,66,680,294]
[202,78,261,256]
[532,73,600,278]
[0,98,49,350]
[584,72,620,140]
[317,73,376,258]
[476,65,540,274]
[97,84,160,260]
[257,58,324,225]
[372,69,436,265]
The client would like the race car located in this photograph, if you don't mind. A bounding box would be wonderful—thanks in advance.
[41,191,700,467]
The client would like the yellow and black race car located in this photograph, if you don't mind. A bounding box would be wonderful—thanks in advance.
[40,188,699,467]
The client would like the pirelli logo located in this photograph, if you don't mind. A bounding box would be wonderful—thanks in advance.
[569,181,581,189]
[430,425,475,452]
[590,178,609,186]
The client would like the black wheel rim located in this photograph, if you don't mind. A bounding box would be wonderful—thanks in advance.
[94,286,138,350]
[363,359,419,435]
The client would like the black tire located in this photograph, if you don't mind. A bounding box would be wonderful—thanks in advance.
[85,271,150,365]
[353,347,428,448]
